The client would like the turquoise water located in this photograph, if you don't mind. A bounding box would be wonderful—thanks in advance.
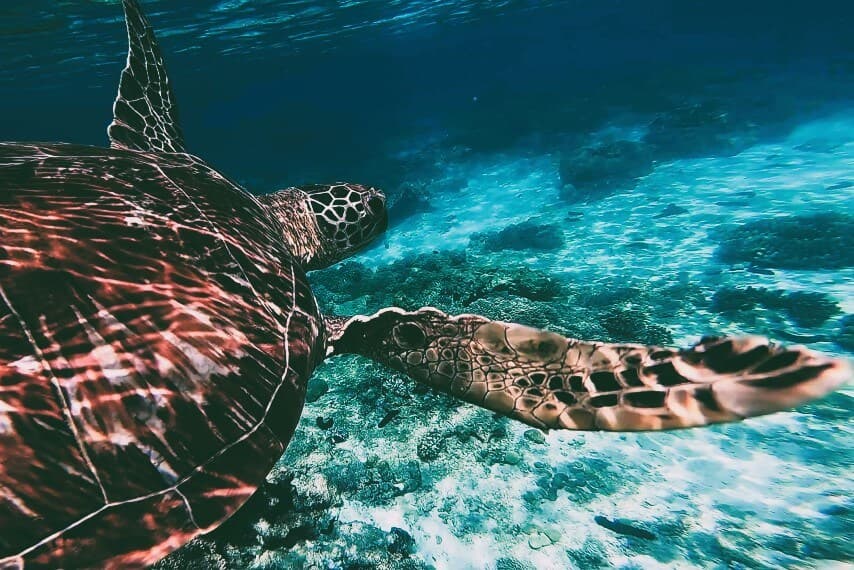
[2,1,852,568]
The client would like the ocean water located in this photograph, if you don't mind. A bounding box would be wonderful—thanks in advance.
[2,1,853,569]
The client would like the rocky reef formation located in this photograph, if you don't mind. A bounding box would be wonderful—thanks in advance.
[558,140,654,203]
[716,213,854,270]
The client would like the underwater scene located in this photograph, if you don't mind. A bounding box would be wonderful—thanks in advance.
[1,0,853,568]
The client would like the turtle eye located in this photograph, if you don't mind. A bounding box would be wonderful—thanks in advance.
[393,323,427,349]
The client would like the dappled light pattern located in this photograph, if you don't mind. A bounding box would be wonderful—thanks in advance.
[0,141,320,568]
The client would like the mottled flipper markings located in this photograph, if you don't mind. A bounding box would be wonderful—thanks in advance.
[326,308,850,431]
[108,0,185,153]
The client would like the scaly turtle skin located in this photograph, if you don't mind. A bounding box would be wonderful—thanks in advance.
[0,1,849,568]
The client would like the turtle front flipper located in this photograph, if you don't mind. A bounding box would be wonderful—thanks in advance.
[324,308,850,431]
[108,0,186,153]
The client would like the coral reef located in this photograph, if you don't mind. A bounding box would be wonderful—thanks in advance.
[558,140,654,202]
[522,456,631,507]
[710,286,841,329]
[716,213,854,270]
[388,183,434,226]
[416,430,447,462]
[643,101,755,158]
[155,460,432,570]
[600,307,674,345]
[835,315,854,352]
[470,220,565,252]
[494,557,535,570]
[311,250,687,347]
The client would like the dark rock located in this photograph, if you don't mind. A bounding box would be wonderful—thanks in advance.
[388,184,433,226]
[784,291,842,328]
[710,287,841,329]
[490,424,508,440]
[305,377,329,402]
[500,450,523,465]
[378,409,400,428]
[559,140,654,202]
[386,527,416,557]
[710,286,765,313]
[644,101,751,158]
[835,314,854,352]
[593,515,656,540]
[316,416,334,430]
[331,432,347,444]
[280,525,318,548]
[819,503,851,516]
[746,265,775,275]
[523,429,546,444]
[716,213,854,270]
[471,220,565,252]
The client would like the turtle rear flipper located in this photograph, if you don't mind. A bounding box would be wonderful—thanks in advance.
[325,308,850,431]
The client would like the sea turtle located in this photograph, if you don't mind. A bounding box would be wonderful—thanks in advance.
[0,1,848,568]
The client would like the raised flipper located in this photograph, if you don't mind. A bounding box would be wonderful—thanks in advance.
[324,308,850,431]
[107,0,186,153]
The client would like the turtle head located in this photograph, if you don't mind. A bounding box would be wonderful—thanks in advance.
[262,183,388,270]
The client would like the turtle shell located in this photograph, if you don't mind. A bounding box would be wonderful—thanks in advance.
[0,142,321,568]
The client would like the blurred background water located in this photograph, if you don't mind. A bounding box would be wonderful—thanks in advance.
[2,1,852,568]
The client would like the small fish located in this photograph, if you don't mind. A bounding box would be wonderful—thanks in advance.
[594,515,656,540]
[715,199,751,207]
[378,409,400,428]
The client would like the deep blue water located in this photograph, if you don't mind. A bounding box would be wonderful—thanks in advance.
[2,1,853,568]
[3,1,853,189]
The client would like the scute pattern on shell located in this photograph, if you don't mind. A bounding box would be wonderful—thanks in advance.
[0,142,321,568]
